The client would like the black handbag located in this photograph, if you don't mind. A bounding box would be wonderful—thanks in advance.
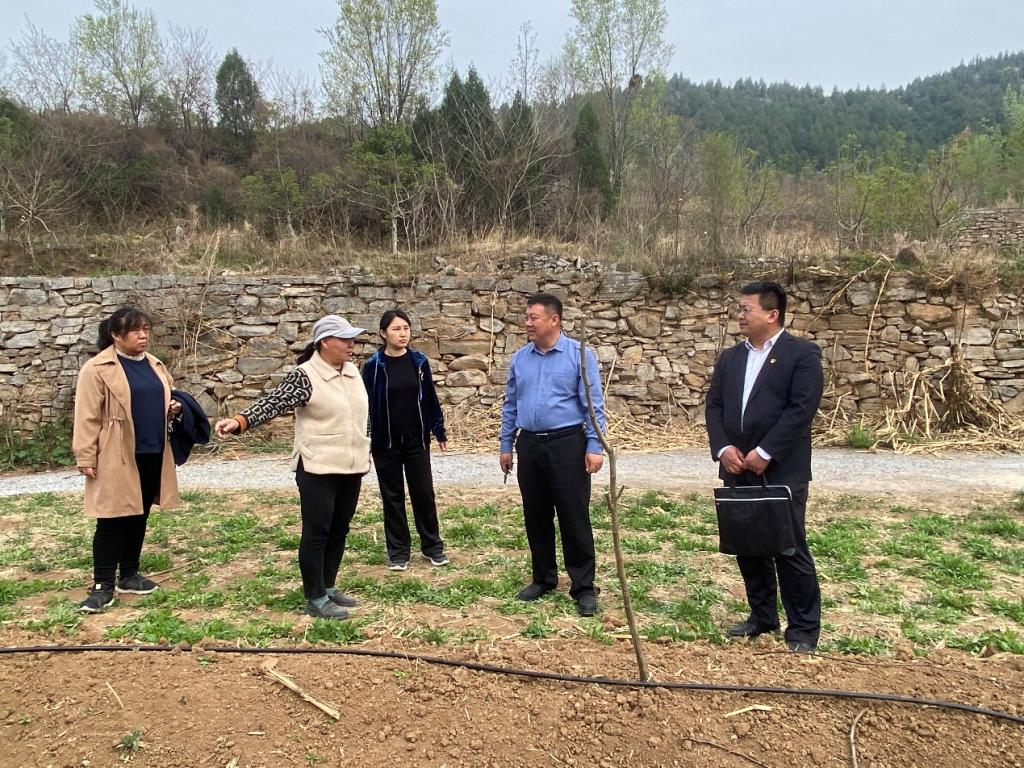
[714,476,797,557]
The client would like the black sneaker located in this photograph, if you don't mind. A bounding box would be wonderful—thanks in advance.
[78,583,115,613]
[305,600,349,619]
[422,552,450,567]
[387,558,409,571]
[116,574,159,594]
[327,590,358,607]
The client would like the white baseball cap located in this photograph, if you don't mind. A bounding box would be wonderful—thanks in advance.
[312,314,365,343]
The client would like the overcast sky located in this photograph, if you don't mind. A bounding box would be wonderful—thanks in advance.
[4,0,1023,95]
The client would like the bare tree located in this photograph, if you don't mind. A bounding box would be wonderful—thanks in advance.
[0,127,79,262]
[162,23,214,133]
[8,19,81,114]
[564,0,673,197]
[262,64,321,129]
[74,0,164,126]
[319,0,448,126]
[508,22,540,104]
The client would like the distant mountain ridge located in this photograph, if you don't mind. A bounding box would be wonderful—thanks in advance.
[664,51,1024,170]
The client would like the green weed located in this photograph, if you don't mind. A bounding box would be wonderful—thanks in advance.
[986,596,1024,624]
[21,601,82,636]
[829,634,891,655]
[118,727,146,755]
[966,514,1023,540]
[305,619,364,644]
[920,552,990,590]
[847,424,876,449]
[521,616,555,639]
[808,518,871,581]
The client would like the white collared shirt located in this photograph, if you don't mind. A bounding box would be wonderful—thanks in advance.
[742,327,785,421]
[717,327,785,463]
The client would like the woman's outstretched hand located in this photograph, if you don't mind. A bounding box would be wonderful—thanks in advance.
[214,417,241,437]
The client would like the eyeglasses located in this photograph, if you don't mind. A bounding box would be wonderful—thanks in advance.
[736,306,765,316]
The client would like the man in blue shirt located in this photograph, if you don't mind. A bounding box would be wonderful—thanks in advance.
[499,293,607,616]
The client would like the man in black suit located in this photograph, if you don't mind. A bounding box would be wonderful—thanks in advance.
[705,281,824,652]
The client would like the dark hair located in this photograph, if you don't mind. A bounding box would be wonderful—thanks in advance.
[295,341,320,365]
[379,308,412,332]
[527,292,563,320]
[96,306,152,351]
[740,281,787,326]
[378,308,412,349]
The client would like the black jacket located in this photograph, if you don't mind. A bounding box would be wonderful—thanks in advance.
[169,389,211,466]
[361,347,447,450]
[705,331,824,484]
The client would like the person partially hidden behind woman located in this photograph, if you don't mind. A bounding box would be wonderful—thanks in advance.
[214,315,370,620]
[362,309,449,571]
[73,307,182,613]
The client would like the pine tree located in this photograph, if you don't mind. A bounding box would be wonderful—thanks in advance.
[573,102,613,215]
[215,49,261,163]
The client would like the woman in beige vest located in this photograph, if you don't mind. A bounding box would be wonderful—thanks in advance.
[215,315,370,620]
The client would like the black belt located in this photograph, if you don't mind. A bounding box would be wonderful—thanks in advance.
[519,424,583,442]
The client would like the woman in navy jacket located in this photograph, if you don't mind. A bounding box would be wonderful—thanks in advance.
[362,309,449,570]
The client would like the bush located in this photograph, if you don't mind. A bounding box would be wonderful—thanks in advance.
[0,418,75,470]
[847,424,877,449]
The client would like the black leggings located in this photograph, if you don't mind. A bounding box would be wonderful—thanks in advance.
[295,459,362,601]
[91,453,161,587]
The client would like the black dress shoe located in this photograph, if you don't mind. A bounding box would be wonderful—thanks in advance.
[517,583,555,601]
[726,620,780,638]
[786,640,816,653]
[576,592,598,617]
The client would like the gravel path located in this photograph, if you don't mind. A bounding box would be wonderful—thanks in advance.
[1,448,1021,497]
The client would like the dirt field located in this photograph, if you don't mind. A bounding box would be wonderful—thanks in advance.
[1,478,1023,767]
[2,636,1023,768]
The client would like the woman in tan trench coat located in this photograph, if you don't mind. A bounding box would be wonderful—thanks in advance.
[73,307,181,613]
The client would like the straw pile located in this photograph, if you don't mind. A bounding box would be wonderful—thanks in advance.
[818,347,1024,453]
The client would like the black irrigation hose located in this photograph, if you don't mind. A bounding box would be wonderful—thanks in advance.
[2,643,1023,726]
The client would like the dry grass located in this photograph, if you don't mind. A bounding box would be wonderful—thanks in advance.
[444,403,707,453]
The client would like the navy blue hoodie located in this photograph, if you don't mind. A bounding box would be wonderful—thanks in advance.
[361,348,447,450]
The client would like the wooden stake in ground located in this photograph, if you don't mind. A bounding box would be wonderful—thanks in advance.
[579,319,651,682]
[260,660,340,720]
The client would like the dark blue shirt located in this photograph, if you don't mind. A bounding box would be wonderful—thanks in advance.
[119,356,165,454]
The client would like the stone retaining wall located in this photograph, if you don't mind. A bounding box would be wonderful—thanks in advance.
[955,208,1024,250]
[1,256,1022,433]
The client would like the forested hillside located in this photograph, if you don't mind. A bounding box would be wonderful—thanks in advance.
[1,0,1022,278]
[665,52,1024,170]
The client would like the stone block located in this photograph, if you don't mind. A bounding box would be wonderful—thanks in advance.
[827,313,870,331]
[626,313,661,338]
[621,345,644,365]
[236,357,282,376]
[510,276,539,294]
[3,332,41,349]
[446,369,487,387]
[229,325,272,339]
[442,387,477,404]
[448,355,489,372]
[907,303,953,325]
[479,317,505,333]
[943,327,993,346]
[439,339,492,356]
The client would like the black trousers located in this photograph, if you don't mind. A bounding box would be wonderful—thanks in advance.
[92,453,162,586]
[372,434,444,561]
[295,460,362,601]
[515,428,595,597]
[735,482,821,644]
